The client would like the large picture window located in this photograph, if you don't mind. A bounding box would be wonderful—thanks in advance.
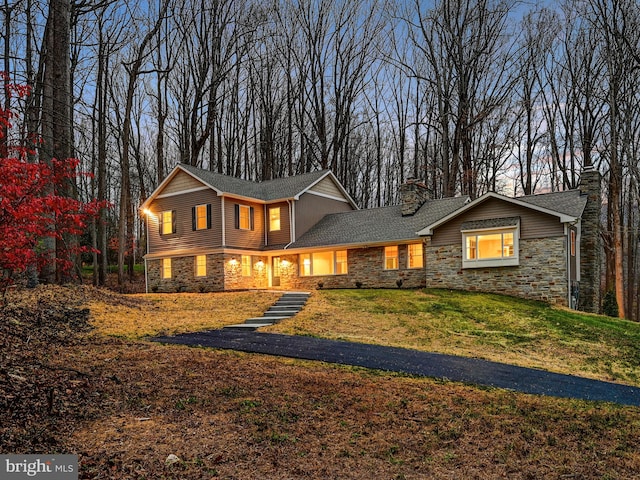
[462,227,519,268]
[299,250,348,276]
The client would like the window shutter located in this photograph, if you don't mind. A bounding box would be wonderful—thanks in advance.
[191,207,196,231]
[206,204,212,229]
[159,218,163,236]
[234,204,240,229]
[171,210,177,234]
[250,207,255,230]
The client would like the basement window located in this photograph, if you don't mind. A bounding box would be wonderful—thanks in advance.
[461,217,520,269]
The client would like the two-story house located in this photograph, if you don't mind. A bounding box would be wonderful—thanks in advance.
[141,164,601,313]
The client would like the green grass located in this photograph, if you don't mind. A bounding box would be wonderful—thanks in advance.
[265,288,640,386]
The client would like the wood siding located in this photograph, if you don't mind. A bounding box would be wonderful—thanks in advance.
[147,189,222,254]
[309,176,346,199]
[224,198,265,249]
[267,202,291,246]
[295,192,355,240]
[159,170,208,196]
[431,197,565,247]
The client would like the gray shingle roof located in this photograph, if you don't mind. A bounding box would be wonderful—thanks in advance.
[290,196,469,248]
[517,189,587,218]
[179,164,335,201]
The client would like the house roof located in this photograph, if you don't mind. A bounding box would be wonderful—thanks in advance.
[417,189,588,235]
[289,196,469,249]
[142,164,358,208]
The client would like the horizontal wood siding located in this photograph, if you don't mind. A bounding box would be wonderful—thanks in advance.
[147,190,222,254]
[224,199,265,249]
[160,170,207,195]
[431,197,565,247]
[295,192,355,239]
[309,176,345,199]
[267,202,291,246]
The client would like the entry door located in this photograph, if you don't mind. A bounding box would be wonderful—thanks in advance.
[272,257,281,287]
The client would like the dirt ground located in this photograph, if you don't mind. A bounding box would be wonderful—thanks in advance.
[2,284,640,479]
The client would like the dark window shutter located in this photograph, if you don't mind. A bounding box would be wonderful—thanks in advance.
[192,207,196,231]
[234,204,240,229]
[172,210,177,234]
[250,207,255,230]
[159,217,163,236]
[206,204,212,229]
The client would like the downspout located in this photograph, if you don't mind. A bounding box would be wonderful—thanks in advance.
[221,197,226,246]
[283,199,295,249]
[565,223,571,308]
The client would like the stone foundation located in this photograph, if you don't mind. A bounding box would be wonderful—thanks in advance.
[279,246,426,291]
[147,245,426,293]
[424,236,569,305]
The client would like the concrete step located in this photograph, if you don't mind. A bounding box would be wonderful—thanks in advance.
[224,323,272,331]
[274,300,307,306]
[245,316,289,323]
[265,310,298,316]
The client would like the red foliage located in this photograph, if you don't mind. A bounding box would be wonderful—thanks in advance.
[0,75,108,291]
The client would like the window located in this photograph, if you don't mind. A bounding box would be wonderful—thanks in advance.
[299,250,348,276]
[570,230,576,257]
[269,207,281,231]
[384,246,398,270]
[195,255,206,277]
[160,210,175,235]
[235,204,254,230]
[192,204,211,231]
[162,258,172,279]
[408,243,423,268]
[335,250,348,274]
[462,228,519,268]
[241,255,252,276]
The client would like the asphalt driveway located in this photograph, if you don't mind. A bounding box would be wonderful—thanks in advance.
[152,329,640,407]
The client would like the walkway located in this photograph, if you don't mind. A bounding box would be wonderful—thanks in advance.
[152,329,640,407]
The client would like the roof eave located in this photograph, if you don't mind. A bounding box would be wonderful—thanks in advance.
[417,192,580,235]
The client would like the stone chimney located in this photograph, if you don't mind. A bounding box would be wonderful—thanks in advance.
[578,165,602,314]
[400,178,431,216]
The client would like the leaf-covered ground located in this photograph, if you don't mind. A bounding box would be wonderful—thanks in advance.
[2,285,640,479]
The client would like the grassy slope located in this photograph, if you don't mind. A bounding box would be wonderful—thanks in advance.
[263,288,640,386]
[4,285,640,478]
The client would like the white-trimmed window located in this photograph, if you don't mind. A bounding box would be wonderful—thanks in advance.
[299,250,348,276]
[269,207,281,231]
[408,243,424,269]
[162,258,172,279]
[195,255,206,277]
[384,246,398,270]
[462,223,519,268]
[239,205,250,230]
[160,210,175,235]
[241,255,252,276]
[193,204,210,231]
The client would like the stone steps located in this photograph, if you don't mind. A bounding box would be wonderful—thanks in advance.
[224,292,310,331]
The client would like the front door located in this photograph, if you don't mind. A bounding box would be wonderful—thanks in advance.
[272,257,281,287]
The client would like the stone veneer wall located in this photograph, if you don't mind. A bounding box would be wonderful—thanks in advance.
[147,254,225,293]
[147,253,270,292]
[424,236,569,306]
[279,246,426,291]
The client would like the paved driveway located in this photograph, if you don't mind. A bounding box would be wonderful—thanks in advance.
[152,329,640,407]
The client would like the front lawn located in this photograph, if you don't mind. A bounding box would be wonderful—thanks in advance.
[264,288,640,386]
